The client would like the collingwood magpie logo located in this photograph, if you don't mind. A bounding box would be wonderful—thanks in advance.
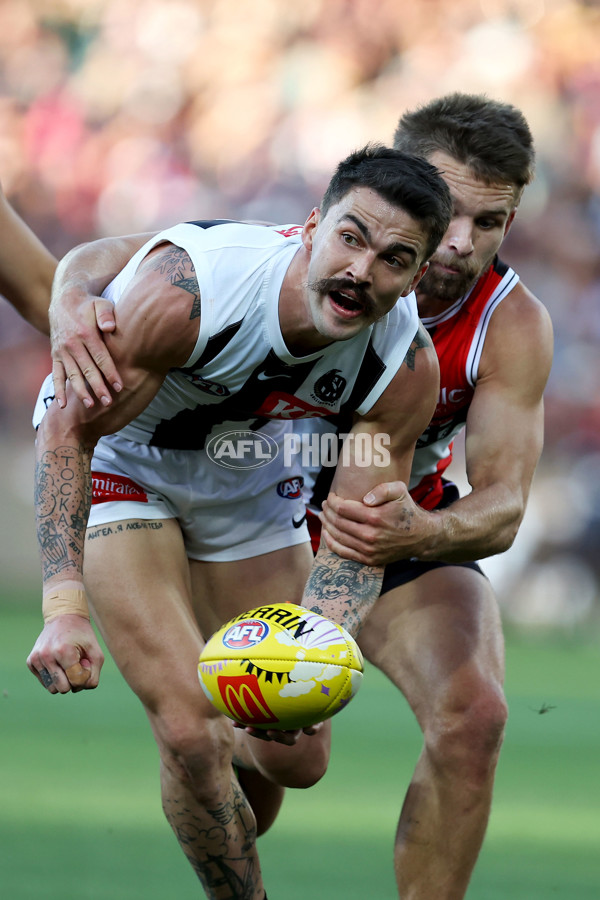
[311,369,347,405]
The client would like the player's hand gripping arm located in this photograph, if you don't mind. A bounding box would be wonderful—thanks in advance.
[302,326,439,635]
[50,222,275,407]
[50,233,157,409]
[27,243,201,693]
[320,285,554,565]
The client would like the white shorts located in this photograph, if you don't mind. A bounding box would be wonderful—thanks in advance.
[33,373,310,562]
[89,433,310,562]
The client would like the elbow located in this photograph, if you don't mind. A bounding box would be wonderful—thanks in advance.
[492,503,526,555]
[494,527,518,555]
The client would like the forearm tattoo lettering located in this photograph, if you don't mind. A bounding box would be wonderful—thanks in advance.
[35,443,92,580]
[302,549,384,636]
[152,246,201,320]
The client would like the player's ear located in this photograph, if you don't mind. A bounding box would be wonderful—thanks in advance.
[302,208,320,250]
[401,261,429,296]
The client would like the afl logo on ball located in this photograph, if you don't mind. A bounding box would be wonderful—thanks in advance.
[222,619,270,650]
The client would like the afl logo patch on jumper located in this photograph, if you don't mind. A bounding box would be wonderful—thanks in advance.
[223,620,270,650]
[277,476,304,499]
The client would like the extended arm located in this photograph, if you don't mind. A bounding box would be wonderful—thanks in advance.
[27,243,201,693]
[0,184,57,334]
[0,182,154,406]
[303,326,439,634]
[320,285,554,565]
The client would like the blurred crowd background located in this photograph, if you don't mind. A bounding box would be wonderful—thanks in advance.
[1,0,599,632]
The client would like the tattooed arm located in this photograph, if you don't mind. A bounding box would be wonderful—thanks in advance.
[49,233,158,409]
[303,325,439,635]
[27,243,203,693]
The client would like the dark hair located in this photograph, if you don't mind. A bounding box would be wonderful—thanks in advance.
[393,93,535,196]
[320,143,453,260]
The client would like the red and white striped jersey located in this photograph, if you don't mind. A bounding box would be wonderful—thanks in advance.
[409,257,519,509]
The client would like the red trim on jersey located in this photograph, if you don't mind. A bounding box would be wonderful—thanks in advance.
[410,260,508,505]
[427,264,504,425]
[409,455,453,510]
[274,225,303,237]
[306,508,322,555]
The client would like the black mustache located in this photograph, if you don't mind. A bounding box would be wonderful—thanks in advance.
[308,277,374,310]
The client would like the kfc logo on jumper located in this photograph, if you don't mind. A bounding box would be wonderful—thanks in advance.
[255,392,330,420]
[92,472,148,504]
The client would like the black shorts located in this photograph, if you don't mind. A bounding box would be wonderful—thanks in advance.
[380,482,485,597]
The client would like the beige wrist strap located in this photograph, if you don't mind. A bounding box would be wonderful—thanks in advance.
[43,582,90,623]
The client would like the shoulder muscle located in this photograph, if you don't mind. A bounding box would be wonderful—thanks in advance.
[479,280,553,401]
[362,323,439,446]
[106,242,202,374]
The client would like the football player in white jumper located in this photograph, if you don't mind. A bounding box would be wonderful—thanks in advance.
[27,145,451,900]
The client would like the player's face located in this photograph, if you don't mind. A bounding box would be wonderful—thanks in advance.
[418,151,518,303]
[301,187,429,343]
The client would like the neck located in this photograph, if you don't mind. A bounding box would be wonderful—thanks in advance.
[279,248,330,355]
[415,288,455,319]
[416,261,491,318]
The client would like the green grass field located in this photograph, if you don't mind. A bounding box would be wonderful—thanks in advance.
[2,607,599,899]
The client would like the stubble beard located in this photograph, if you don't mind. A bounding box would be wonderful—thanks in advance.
[418,245,500,303]
[418,264,479,303]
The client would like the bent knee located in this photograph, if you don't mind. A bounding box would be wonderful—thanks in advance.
[154,709,234,782]
[255,736,330,790]
[282,750,329,789]
[427,683,508,778]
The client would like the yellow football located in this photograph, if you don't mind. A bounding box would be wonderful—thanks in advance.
[198,603,364,730]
